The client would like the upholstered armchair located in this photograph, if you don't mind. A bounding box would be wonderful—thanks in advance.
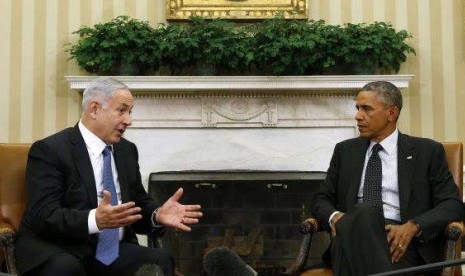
[0,143,167,274]
[0,143,30,274]
[285,142,465,276]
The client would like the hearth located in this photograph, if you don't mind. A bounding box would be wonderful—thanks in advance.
[148,170,330,276]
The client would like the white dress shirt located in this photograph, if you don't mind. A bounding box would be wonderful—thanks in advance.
[329,129,401,226]
[79,121,124,239]
[357,129,401,222]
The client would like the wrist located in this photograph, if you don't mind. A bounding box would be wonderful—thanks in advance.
[408,219,422,236]
[330,212,343,227]
[153,208,161,224]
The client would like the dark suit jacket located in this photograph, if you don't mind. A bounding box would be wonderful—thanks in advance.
[14,125,158,274]
[310,133,465,263]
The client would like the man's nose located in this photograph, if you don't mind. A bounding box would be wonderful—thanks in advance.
[123,113,132,126]
[354,110,362,121]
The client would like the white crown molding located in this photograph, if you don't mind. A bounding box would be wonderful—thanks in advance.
[65,75,414,92]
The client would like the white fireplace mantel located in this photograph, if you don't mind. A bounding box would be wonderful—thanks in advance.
[65,75,413,92]
[65,75,413,186]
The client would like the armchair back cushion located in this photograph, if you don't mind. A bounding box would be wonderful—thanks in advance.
[0,143,30,231]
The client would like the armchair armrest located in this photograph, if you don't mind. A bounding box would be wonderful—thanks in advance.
[0,222,17,274]
[283,217,321,276]
[442,221,464,276]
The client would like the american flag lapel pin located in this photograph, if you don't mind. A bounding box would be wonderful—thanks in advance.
[407,155,413,160]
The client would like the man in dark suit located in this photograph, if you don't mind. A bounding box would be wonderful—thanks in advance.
[310,81,465,275]
[14,77,203,276]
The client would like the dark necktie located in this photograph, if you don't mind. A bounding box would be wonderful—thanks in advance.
[95,146,119,265]
[362,143,383,211]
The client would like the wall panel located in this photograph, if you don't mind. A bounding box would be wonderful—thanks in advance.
[0,0,12,141]
[0,0,464,144]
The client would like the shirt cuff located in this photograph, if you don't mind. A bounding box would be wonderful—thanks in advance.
[88,208,101,234]
[329,211,342,228]
[151,208,164,228]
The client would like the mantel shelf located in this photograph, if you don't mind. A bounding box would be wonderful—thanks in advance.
[65,75,414,92]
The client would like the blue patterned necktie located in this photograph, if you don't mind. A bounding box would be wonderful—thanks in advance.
[363,143,384,211]
[95,146,119,265]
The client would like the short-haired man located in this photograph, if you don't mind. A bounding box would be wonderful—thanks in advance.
[311,81,465,275]
[15,77,203,276]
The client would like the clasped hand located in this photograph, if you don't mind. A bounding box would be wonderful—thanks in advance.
[386,221,419,263]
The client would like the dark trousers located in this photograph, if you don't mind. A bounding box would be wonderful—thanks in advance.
[22,242,174,276]
[331,205,428,276]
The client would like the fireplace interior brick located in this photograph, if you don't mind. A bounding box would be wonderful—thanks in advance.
[148,171,328,275]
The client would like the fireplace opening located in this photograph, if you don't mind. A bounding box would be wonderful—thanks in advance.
[148,170,330,276]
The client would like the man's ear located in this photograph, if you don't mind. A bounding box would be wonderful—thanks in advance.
[88,101,100,119]
[388,106,400,122]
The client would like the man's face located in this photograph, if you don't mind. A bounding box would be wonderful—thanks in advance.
[94,89,133,144]
[354,91,398,142]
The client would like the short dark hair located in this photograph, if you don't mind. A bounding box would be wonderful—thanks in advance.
[361,81,403,112]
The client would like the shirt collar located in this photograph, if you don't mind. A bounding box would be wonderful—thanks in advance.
[368,129,398,155]
[78,120,109,156]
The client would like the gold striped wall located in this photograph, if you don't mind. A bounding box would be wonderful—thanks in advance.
[1,0,464,144]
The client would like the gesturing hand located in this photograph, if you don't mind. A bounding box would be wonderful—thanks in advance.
[96,190,142,230]
[155,188,203,232]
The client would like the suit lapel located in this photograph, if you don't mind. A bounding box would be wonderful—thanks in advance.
[70,125,98,208]
[397,133,415,221]
[113,143,129,203]
[348,138,370,205]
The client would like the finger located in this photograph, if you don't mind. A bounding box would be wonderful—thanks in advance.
[170,188,184,202]
[111,201,138,213]
[331,226,337,237]
[386,228,395,245]
[175,222,192,232]
[389,238,400,254]
[112,206,142,220]
[181,217,199,225]
[392,246,405,263]
[108,214,143,228]
[185,211,203,218]
[185,204,202,211]
[101,190,112,205]
[117,214,143,226]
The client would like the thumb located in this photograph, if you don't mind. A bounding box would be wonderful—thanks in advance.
[170,188,184,202]
[101,190,112,205]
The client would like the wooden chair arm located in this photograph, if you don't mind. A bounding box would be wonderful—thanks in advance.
[442,221,464,276]
[0,222,18,274]
[283,217,322,275]
[445,221,464,241]
[299,217,321,235]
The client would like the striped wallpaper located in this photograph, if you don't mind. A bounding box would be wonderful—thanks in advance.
[0,0,464,144]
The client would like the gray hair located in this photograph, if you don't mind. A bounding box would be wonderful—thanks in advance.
[361,81,403,112]
[82,77,129,111]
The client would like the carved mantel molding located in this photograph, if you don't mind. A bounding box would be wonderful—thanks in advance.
[65,75,414,128]
[65,75,413,128]
[65,75,413,92]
